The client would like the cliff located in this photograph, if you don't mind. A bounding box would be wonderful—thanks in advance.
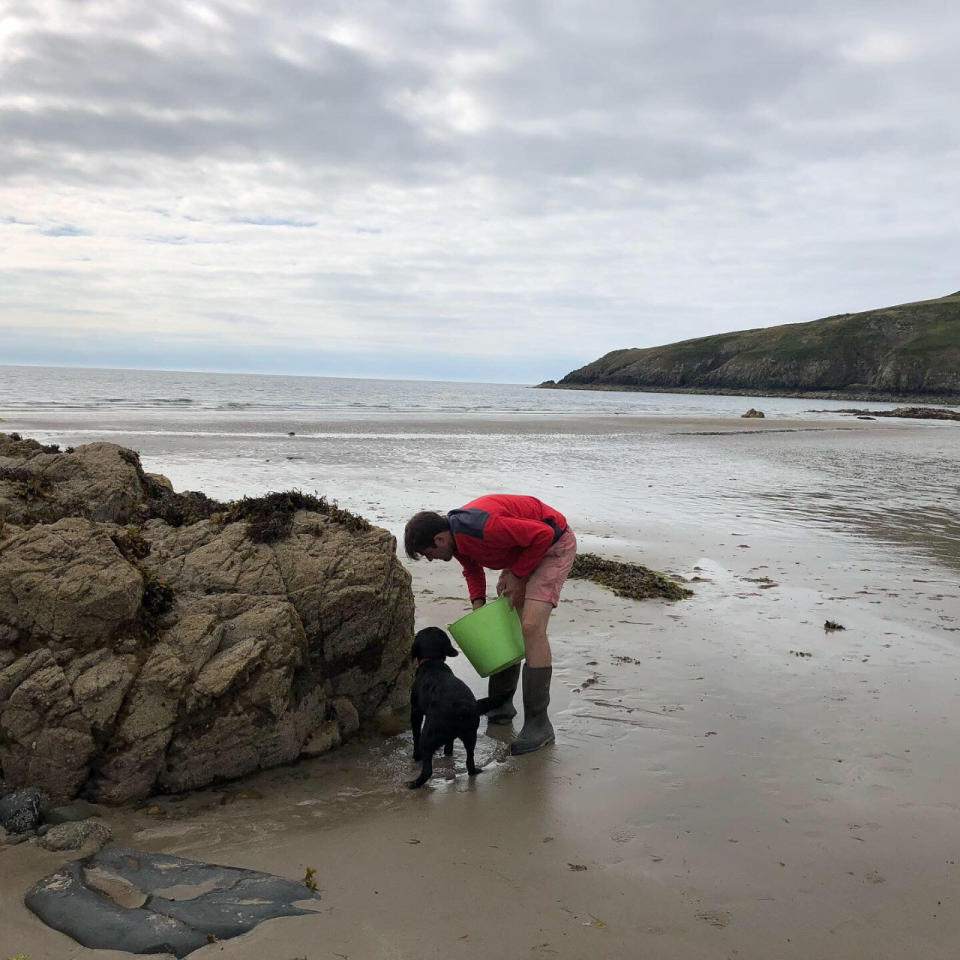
[546,291,960,401]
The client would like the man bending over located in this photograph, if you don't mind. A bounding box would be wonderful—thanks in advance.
[404,493,577,755]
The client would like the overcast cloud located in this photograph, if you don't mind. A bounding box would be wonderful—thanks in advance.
[2,0,958,382]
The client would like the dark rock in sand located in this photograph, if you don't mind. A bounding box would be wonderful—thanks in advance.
[25,846,322,958]
[0,786,47,833]
[0,433,415,803]
[38,817,112,852]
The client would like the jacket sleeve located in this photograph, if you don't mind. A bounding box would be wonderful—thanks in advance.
[458,556,487,603]
[485,515,556,579]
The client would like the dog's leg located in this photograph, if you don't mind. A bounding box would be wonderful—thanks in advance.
[410,699,424,762]
[463,728,481,776]
[407,751,434,789]
[443,738,454,757]
[408,731,439,789]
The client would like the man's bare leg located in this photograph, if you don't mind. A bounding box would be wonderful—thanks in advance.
[520,598,553,667]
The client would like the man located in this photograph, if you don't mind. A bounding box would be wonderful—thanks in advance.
[404,494,577,755]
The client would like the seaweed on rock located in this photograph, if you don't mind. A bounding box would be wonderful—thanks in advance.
[136,486,370,542]
[222,490,371,543]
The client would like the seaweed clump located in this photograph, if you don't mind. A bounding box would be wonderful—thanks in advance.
[105,524,171,635]
[110,526,151,561]
[0,466,52,503]
[138,489,223,528]
[223,491,371,544]
[569,553,693,602]
[141,575,175,627]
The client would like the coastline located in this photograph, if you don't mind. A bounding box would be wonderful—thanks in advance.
[2,413,959,958]
[537,381,960,406]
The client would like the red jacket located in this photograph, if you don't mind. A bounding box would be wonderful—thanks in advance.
[448,494,568,603]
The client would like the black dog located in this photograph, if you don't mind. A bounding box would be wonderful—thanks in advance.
[408,627,506,790]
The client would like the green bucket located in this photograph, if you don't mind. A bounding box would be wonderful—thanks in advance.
[448,595,526,678]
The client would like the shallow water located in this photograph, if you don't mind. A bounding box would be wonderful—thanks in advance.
[2,366,958,575]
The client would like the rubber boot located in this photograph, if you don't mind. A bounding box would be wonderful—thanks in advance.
[486,663,520,724]
[510,665,555,755]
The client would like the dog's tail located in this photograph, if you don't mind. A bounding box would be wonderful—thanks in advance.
[475,691,511,716]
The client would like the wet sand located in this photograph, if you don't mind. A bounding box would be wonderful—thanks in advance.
[2,416,960,958]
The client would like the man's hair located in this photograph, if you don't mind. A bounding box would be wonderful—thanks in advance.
[404,511,450,559]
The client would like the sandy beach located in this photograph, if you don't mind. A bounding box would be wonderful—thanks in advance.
[2,408,959,959]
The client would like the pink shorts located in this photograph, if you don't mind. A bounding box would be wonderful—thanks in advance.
[497,530,577,608]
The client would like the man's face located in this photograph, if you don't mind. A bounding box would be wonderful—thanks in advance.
[422,530,455,561]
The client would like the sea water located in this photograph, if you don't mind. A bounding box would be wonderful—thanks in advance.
[1,365,958,574]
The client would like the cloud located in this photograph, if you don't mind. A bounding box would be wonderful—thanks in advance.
[1,0,958,381]
[38,223,88,236]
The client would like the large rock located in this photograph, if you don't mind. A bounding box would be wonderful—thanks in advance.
[0,434,414,802]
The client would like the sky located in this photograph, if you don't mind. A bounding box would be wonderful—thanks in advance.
[1,0,958,384]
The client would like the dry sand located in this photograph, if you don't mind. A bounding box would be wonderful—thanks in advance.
[2,417,960,959]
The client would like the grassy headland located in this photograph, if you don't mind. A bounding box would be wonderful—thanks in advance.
[542,291,960,402]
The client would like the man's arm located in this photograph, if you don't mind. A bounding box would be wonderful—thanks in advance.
[458,556,487,607]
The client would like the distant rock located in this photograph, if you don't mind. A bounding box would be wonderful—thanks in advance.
[0,434,414,802]
[741,408,765,418]
[811,405,960,421]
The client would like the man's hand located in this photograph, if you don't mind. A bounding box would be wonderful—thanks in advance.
[498,570,526,609]
[471,598,486,611]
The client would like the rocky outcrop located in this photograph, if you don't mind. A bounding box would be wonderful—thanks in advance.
[547,291,960,401]
[0,434,414,803]
[816,405,960,421]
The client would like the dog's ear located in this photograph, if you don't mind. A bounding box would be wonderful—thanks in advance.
[410,630,425,661]
[428,626,458,658]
